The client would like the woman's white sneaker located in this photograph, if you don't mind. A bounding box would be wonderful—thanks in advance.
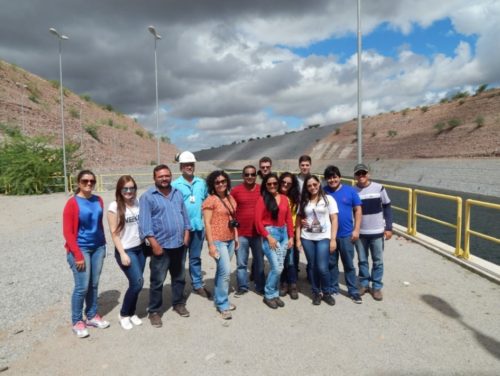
[130,315,143,326]
[72,321,89,338]
[86,314,110,329]
[119,315,133,330]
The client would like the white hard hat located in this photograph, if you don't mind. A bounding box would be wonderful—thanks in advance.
[178,151,197,163]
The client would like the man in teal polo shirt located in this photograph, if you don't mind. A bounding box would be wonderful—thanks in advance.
[172,151,210,298]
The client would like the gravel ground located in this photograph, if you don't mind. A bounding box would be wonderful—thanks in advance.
[1,191,500,375]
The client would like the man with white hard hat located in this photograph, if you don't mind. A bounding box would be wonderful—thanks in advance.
[172,151,211,299]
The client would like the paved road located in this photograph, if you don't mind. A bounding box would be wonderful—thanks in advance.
[1,192,499,375]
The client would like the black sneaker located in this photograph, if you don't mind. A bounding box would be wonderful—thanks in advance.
[351,294,363,304]
[234,289,248,298]
[312,293,322,305]
[274,297,285,307]
[322,294,336,306]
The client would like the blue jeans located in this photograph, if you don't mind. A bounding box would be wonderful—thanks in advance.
[301,238,331,295]
[280,245,298,285]
[148,246,186,313]
[261,226,288,299]
[329,237,359,296]
[236,236,264,293]
[67,245,106,324]
[186,230,205,290]
[115,244,146,317]
[356,236,384,290]
[214,240,235,311]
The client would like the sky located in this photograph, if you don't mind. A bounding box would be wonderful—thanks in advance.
[1,0,499,151]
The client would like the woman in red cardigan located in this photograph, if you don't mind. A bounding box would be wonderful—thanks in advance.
[63,170,109,338]
[255,173,294,309]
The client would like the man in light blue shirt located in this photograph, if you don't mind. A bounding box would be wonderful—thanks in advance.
[139,164,191,328]
[172,151,210,299]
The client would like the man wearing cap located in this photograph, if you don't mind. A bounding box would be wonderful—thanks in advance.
[172,151,211,299]
[353,163,393,301]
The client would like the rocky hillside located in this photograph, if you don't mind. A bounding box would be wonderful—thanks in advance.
[196,88,500,161]
[0,60,177,171]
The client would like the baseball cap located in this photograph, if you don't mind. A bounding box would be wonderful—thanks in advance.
[353,163,369,174]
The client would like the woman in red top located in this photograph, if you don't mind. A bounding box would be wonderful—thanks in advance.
[255,173,294,309]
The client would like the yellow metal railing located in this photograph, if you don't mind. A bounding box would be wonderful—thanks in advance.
[383,184,413,234]
[464,199,500,260]
[411,189,463,257]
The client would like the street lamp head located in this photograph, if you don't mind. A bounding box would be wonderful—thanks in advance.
[148,25,162,39]
[49,27,69,40]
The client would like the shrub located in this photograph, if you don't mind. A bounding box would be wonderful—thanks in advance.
[475,84,488,95]
[387,130,397,137]
[440,98,449,104]
[147,131,154,139]
[161,136,170,143]
[475,116,485,128]
[452,91,469,101]
[0,132,81,194]
[85,125,100,142]
[50,80,60,89]
[434,122,446,134]
[135,129,144,138]
[335,128,340,135]
[402,108,409,116]
[371,131,377,137]
[458,99,465,105]
[420,106,429,113]
[105,104,114,112]
[80,94,92,102]
[107,119,113,127]
[447,118,462,129]
[69,108,80,119]
[28,94,39,104]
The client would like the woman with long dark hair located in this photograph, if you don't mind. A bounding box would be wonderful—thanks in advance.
[63,170,109,338]
[202,170,239,320]
[278,172,300,300]
[107,175,145,330]
[255,173,294,309]
[296,175,338,306]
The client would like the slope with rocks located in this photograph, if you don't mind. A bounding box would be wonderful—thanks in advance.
[0,60,177,171]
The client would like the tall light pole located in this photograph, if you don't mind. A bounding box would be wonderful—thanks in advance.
[148,25,162,164]
[15,82,27,133]
[356,0,363,164]
[49,27,69,194]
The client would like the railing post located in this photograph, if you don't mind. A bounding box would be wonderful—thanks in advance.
[455,197,463,257]
[463,200,471,259]
[410,190,418,236]
[407,188,413,234]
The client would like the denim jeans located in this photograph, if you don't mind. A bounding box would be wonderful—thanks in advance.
[329,236,359,296]
[186,230,205,290]
[301,238,331,295]
[115,244,146,317]
[214,240,235,311]
[67,245,106,324]
[261,226,288,299]
[280,245,298,284]
[148,246,186,313]
[236,236,265,293]
[355,236,384,290]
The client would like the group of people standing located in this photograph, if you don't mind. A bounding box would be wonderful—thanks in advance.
[62,153,392,338]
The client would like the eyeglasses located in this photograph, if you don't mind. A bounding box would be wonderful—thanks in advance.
[215,179,227,185]
[80,179,96,185]
[355,171,368,176]
[121,187,136,193]
[244,173,257,177]
[266,181,278,187]
[260,165,271,170]
[281,181,292,186]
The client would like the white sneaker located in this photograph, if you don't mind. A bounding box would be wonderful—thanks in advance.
[130,315,143,326]
[72,321,89,338]
[86,314,110,329]
[119,315,133,330]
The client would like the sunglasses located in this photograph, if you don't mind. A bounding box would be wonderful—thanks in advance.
[266,181,278,187]
[80,179,96,185]
[281,181,292,186]
[215,179,227,185]
[355,171,368,176]
[121,187,136,193]
[244,173,257,177]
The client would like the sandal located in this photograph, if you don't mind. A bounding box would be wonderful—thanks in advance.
[219,310,232,320]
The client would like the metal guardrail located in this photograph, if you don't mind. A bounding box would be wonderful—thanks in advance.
[464,199,500,260]
[411,189,463,257]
